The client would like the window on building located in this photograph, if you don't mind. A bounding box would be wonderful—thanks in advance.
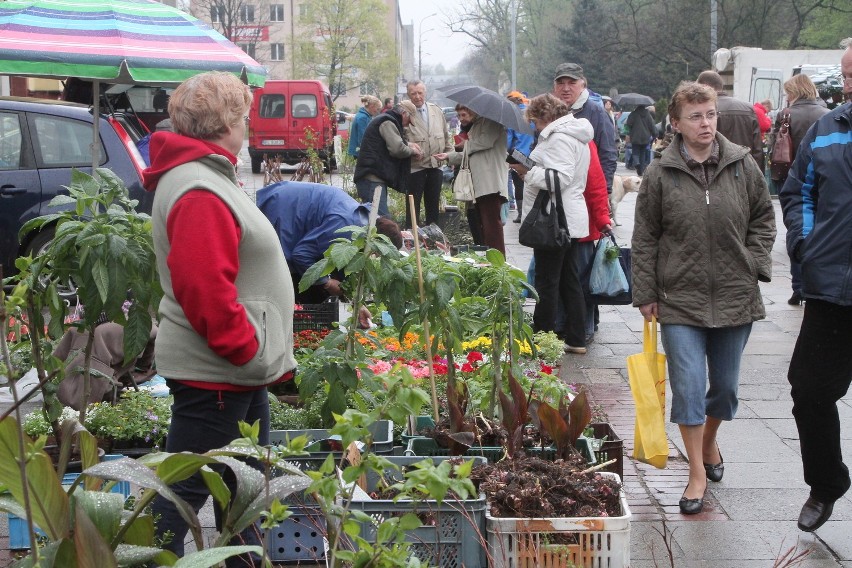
[359,82,377,96]
[299,3,309,18]
[330,82,347,97]
[270,43,285,61]
[210,4,224,22]
[240,4,255,22]
[359,43,371,58]
[238,43,256,59]
[269,4,284,21]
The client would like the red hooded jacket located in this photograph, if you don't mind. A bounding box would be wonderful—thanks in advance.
[580,141,612,243]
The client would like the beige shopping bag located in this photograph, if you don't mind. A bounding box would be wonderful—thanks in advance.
[627,318,668,468]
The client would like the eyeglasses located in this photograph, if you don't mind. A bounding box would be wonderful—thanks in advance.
[243,115,250,125]
[682,110,719,123]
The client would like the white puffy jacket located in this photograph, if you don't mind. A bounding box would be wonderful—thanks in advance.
[522,114,593,239]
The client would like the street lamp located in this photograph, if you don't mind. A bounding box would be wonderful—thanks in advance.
[418,12,437,79]
[510,0,518,90]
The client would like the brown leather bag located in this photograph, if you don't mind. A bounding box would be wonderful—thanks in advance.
[770,109,794,181]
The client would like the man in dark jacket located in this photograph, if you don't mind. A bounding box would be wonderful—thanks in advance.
[625,104,656,175]
[697,70,765,171]
[353,102,421,217]
[552,62,618,195]
[257,181,402,303]
[778,39,852,534]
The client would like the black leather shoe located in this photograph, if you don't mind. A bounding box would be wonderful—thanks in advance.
[797,496,834,532]
[703,446,724,482]
[788,291,803,306]
[679,486,705,515]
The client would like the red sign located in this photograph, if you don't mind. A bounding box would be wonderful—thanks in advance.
[232,25,268,42]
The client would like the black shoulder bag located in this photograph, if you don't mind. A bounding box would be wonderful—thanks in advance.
[518,168,570,250]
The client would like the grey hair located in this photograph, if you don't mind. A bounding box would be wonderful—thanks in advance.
[841,37,852,49]
[406,79,425,90]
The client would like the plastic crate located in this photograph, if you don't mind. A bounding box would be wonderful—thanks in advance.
[587,422,624,481]
[348,456,488,568]
[265,494,327,562]
[401,415,436,443]
[404,435,596,465]
[292,301,338,332]
[269,419,394,461]
[8,459,131,550]
[485,472,630,568]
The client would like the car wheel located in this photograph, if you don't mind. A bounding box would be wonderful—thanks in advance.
[251,154,262,174]
[24,226,79,300]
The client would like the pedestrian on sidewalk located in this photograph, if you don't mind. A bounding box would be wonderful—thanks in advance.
[778,38,852,534]
[508,94,592,353]
[632,81,776,515]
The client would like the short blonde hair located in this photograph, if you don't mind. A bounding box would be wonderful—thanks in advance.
[169,72,251,140]
[525,93,569,124]
[784,74,819,102]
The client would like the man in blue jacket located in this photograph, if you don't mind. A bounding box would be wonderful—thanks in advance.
[257,181,402,303]
[779,38,852,534]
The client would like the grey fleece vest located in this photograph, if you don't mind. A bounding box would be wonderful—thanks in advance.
[151,154,296,386]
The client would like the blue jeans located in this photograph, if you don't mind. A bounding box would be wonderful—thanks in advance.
[355,178,389,217]
[660,323,752,425]
[631,143,651,176]
[153,382,271,567]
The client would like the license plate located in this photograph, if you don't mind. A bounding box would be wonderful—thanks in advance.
[262,140,285,146]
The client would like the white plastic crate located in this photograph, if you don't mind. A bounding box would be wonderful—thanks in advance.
[485,472,630,568]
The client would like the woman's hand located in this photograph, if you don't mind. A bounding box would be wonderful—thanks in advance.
[433,152,449,161]
[639,302,658,322]
[509,163,528,178]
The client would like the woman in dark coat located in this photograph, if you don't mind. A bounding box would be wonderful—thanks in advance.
[769,74,830,306]
[625,104,657,175]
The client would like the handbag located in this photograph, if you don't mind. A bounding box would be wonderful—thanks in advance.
[518,169,570,250]
[588,235,629,297]
[627,318,668,469]
[770,109,794,181]
[584,235,633,305]
[452,145,475,202]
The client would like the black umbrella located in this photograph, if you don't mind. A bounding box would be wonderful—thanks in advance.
[615,93,655,107]
[440,85,533,134]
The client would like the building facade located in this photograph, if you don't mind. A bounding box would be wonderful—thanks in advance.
[189,0,411,111]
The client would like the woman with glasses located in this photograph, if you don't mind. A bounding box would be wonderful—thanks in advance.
[631,81,776,515]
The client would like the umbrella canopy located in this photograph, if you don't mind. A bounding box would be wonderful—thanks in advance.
[615,93,655,107]
[440,85,533,135]
[0,0,267,87]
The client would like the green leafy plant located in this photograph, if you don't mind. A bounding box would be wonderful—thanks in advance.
[86,390,171,448]
[10,168,161,431]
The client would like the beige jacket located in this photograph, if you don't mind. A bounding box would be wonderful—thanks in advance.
[405,102,452,171]
[446,116,508,200]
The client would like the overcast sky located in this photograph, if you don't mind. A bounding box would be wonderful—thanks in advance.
[399,0,473,70]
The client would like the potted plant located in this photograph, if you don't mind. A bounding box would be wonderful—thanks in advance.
[85,390,171,454]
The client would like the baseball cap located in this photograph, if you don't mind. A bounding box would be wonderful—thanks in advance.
[554,62,585,81]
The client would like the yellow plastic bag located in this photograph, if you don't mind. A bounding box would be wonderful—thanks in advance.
[627,317,668,468]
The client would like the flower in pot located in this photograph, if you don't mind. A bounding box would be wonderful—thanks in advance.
[86,390,171,453]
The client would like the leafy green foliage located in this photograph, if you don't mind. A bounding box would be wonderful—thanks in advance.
[531,389,593,460]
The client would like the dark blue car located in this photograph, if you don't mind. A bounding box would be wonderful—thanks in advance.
[0,96,152,282]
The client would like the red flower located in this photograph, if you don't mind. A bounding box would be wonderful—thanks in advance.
[461,363,475,373]
[467,351,484,363]
[540,364,554,375]
[432,363,448,375]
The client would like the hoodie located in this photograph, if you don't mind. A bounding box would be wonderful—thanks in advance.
[523,114,594,239]
[143,132,293,391]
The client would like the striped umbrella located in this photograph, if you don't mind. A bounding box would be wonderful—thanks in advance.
[0,0,267,87]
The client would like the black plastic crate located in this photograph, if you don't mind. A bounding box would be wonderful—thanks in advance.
[588,422,624,480]
[292,300,338,332]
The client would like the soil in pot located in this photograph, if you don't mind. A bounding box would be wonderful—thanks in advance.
[470,454,622,519]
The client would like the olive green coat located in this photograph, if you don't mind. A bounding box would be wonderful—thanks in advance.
[631,133,776,327]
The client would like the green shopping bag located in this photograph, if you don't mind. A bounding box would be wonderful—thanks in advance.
[627,317,669,468]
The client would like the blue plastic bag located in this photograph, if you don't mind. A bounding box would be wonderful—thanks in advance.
[589,237,629,297]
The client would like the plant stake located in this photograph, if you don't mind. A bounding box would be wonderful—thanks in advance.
[408,194,440,422]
